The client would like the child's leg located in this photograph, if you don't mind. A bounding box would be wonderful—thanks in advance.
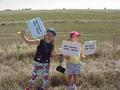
[72,74,80,90]
[73,74,79,86]
[41,63,50,90]
[66,63,74,86]
[73,63,81,86]
[25,62,42,90]
[67,75,73,86]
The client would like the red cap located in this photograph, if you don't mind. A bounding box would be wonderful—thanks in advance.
[70,31,80,38]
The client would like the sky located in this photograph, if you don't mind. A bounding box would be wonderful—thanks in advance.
[0,0,120,10]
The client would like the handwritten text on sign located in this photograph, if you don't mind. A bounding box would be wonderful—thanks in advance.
[27,17,46,39]
[83,40,96,55]
[61,40,81,56]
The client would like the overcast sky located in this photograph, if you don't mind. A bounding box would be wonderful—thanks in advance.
[0,0,120,10]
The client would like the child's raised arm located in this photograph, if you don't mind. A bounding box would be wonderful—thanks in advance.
[20,30,40,45]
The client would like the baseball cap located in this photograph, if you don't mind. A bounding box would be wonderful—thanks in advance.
[70,31,80,38]
[47,28,56,36]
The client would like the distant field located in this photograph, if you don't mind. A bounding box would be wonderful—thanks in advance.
[0,9,120,48]
[1,9,120,21]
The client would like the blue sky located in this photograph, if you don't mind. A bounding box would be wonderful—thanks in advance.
[0,0,120,10]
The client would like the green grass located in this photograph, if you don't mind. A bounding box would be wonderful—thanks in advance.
[0,21,120,48]
[0,10,120,22]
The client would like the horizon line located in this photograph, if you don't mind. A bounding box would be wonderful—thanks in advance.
[1,8,120,11]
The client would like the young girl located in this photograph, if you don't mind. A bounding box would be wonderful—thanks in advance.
[65,31,85,90]
[20,28,56,90]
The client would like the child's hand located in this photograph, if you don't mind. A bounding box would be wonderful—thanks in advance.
[20,30,25,36]
[57,54,64,63]
[82,54,86,58]
[64,55,70,60]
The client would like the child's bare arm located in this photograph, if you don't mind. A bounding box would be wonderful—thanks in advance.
[81,49,86,58]
[51,46,57,60]
[20,30,40,45]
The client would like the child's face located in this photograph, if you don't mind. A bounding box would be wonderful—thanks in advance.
[71,36,79,42]
[44,32,54,42]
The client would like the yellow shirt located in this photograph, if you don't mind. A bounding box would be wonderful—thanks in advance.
[67,56,80,64]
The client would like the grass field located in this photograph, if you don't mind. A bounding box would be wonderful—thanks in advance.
[0,9,120,90]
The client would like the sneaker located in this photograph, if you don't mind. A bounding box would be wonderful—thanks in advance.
[25,86,30,90]
[67,86,74,90]
[73,84,77,90]
[73,86,77,90]
[37,86,44,90]
[25,83,33,90]
[67,85,77,90]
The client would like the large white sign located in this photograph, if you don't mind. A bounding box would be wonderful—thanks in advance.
[27,17,47,39]
[61,40,81,56]
[83,40,96,55]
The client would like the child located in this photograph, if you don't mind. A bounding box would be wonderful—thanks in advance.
[65,31,85,90]
[20,28,57,90]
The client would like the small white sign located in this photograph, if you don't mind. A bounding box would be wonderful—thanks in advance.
[61,40,81,56]
[27,17,47,39]
[83,40,96,55]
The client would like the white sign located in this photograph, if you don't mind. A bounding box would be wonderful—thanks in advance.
[61,40,81,56]
[27,17,47,39]
[83,40,96,55]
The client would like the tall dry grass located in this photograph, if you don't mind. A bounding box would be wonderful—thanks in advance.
[0,40,120,90]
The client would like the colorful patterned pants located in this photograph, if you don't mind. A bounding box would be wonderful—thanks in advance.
[29,61,50,87]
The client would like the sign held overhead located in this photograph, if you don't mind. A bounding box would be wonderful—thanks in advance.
[27,17,47,39]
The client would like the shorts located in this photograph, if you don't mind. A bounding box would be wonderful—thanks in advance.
[66,63,82,75]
